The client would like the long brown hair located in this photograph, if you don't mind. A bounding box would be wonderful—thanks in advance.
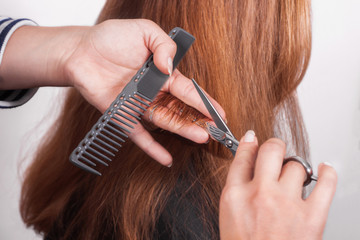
[20,0,311,239]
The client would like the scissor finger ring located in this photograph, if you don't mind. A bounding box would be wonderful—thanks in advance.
[283,156,318,187]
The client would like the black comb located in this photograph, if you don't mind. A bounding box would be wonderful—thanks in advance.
[69,27,195,175]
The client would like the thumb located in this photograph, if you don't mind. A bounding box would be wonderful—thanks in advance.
[226,130,258,186]
[139,20,177,75]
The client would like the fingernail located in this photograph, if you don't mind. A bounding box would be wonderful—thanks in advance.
[167,57,173,77]
[244,130,255,142]
[322,162,333,167]
[167,163,173,168]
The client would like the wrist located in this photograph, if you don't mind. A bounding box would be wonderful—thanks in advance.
[44,26,89,87]
[0,25,87,89]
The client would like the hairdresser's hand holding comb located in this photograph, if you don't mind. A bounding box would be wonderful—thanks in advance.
[219,131,337,240]
[0,19,224,167]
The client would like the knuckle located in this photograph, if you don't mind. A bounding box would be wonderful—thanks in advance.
[181,79,195,99]
[137,18,157,28]
[143,137,155,153]
[252,191,276,210]
[167,40,177,53]
[221,186,242,204]
[260,138,286,154]
[322,167,338,186]
[99,19,115,28]
[283,161,305,173]
[236,146,257,160]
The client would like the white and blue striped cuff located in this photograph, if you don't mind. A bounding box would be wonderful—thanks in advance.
[0,17,38,108]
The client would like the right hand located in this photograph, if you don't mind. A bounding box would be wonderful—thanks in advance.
[219,131,337,240]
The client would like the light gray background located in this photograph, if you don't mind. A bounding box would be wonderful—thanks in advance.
[0,0,359,239]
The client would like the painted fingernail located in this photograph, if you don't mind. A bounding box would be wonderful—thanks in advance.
[167,57,173,77]
[167,163,173,168]
[244,130,255,142]
[322,162,333,167]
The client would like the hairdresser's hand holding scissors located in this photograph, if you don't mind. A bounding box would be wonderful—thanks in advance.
[219,131,337,240]
[191,79,336,239]
[0,19,224,167]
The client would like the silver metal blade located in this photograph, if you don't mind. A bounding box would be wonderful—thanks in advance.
[191,78,234,137]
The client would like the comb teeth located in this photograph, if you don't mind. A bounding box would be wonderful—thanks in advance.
[98,132,122,147]
[135,92,152,102]
[102,128,125,143]
[206,123,226,141]
[123,102,144,115]
[70,27,194,175]
[87,146,113,162]
[83,151,108,166]
[126,99,147,111]
[70,95,152,176]
[119,107,141,120]
[131,96,150,107]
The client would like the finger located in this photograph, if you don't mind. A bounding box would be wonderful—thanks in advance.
[162,70,226,121]
[129,122,173,167]
[253,138,286,183]
[226,130,258,186]
[139,19,177,75]
[143,105,209,143]
[307,163,337,218]
[279,160,307,196]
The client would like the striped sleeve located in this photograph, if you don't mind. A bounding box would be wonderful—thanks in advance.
[0,16,38,108]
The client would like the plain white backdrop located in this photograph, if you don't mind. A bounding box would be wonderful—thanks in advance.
[0,0,359,239]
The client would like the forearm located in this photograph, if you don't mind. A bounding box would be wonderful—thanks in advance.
[0,25,87,90]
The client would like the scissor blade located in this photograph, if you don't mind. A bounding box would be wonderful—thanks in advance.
[191,78,234,137]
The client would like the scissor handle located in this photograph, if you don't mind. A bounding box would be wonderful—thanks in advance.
[283,156,317,187]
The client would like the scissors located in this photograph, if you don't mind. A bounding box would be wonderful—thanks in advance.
[191,78,318,186]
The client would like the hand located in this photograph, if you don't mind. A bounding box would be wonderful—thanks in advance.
[219,131,337,240]
[0,19,225,166]
[64,19,226,166]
